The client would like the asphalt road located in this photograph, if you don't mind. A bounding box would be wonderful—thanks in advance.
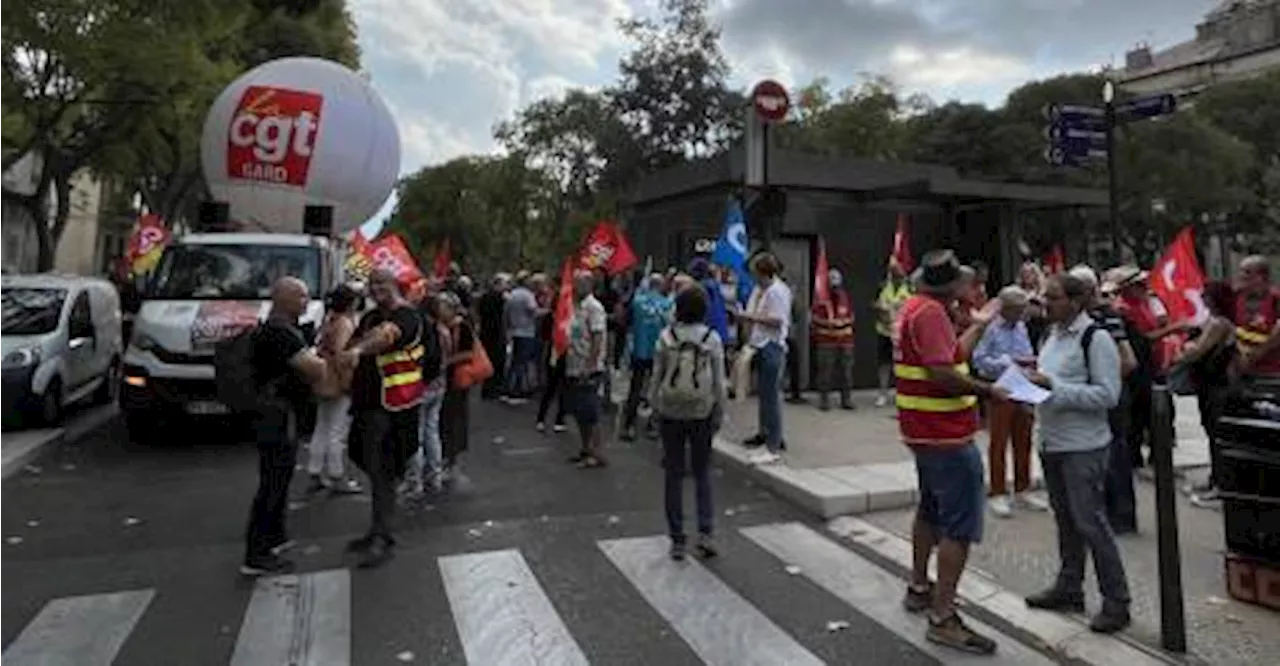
[3,396,1063,665]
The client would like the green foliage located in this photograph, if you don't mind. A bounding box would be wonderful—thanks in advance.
[2,0,361,270]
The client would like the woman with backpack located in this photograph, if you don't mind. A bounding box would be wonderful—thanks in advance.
[650,285,728,561]
[307,284,363,494]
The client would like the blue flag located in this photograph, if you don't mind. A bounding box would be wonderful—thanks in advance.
[711,198,753,305]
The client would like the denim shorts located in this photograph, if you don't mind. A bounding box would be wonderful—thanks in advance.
[566,375,602,427]
[914,443,985,543]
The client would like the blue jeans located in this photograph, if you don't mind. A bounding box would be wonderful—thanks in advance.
[660,417,715,541]
[755,342,785,452]
[418,380,445,477]
[506,336,539,397]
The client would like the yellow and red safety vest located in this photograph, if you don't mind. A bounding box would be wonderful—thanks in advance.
[893,295,979,446]
[375,337,426,411]
[1234,289,1280,375]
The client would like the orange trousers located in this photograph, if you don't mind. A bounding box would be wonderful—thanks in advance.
[987,399,1034,495]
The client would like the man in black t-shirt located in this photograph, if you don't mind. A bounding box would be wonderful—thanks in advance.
[340,269,425,568]
[242,277,332,576]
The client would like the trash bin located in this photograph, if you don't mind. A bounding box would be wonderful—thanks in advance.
[1216,376,1280,609]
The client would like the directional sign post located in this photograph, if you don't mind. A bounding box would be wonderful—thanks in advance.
[1044,84,1180,262]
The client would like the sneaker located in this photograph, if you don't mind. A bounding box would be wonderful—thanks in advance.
[552,423,567,433]
[840,400,856,411]
[355,537,395,569]
[902,582,934,613]
[926,612,997,655]
[874,394,889,408]
[269,539,297,556]
[345,534,377,553]
[1190,488,1222,508]
[1089,605,1131,634]
[567,450,588,464]
[742,434,766,449]
[695,534,718,559]
[507,397,529,406]
[1013,493,1048,512]
[329,477,363,495]
[240,554,295,576]
[989,495,1013,518]
[1024,587,1086,613]
[670,540,686,561]
[748,451,782,466]
[535,421,546,433]
[499,395,513,404]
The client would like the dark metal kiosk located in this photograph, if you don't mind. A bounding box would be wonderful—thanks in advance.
[623,146,1108,389]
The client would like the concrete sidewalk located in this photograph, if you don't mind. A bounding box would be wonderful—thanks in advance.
[713,390,1210,518]
[2,404,118,480]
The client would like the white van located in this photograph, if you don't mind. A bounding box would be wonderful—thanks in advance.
[2,274,123,427]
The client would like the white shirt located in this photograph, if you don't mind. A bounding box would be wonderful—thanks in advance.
[747,279,792,349]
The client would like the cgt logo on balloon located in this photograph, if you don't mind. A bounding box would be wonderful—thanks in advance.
[227,85,323,186]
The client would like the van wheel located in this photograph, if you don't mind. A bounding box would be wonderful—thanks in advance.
[94,357,120,405]
[40,378,64,426]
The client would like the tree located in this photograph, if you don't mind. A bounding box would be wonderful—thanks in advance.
[388,155,571,275]
[613,0,743,171]
[2,0,203,269]
[781,75,926,160]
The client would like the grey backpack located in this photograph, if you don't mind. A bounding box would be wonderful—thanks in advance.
[657,327,716,419]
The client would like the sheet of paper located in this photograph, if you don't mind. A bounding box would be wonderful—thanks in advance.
[995,365,1052,405]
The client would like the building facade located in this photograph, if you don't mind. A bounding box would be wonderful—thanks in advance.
[1119,0,1280,95]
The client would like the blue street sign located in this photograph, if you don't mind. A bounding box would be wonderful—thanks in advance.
[1044,123,1107,144]
[1042,103,1105,122]
[1116,93,1177,120]
[1044,145,1107,167]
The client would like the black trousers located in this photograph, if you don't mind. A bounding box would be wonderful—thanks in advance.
[245,408,298,560]
[623,358,654,430]
[349,408,420,541]
[481,336,507,399]
[538,355,568,425]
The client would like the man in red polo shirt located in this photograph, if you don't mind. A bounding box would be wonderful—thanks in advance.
[1235,255,1280,377]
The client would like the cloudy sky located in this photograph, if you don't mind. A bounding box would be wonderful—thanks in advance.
[350,0,1219,228]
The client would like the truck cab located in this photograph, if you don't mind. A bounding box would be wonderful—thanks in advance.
[120,232,345,439]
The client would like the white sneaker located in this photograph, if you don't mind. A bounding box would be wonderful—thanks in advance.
[1013,493,1049,512]
[553,423,567,433]
[749,451,783,466]
[535,421,546,432]
[989,495,1013,518]
[874,395,888,408]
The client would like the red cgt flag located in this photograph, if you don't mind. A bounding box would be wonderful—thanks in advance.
[890,213,914,273]
[1151,227,1208,325]
[552,260,576,358]
[813,236,831,307]
[126,214,171,277]
[366,233,425,289]
[577,221,638,275]
[1043,245,1066,275]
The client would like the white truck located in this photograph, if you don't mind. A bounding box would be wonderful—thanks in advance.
[119,231,348,439]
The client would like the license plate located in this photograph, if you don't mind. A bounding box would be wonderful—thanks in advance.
[186,400,229,415]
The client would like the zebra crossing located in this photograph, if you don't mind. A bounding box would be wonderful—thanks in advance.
[3,522,1061,665]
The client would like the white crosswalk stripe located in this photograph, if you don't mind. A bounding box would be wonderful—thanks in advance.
[742,522,1058,666]
[439,548,590,666]
[599,535,824,666]
[230,568,351,666]
[3,589,154,666]
[3,523,1069,665]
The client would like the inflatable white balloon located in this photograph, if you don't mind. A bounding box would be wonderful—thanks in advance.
[200,57,400,235]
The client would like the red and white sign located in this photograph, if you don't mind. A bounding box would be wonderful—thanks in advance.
[751,79,790,123]
[200,57,401,235]
[227,86,323,186]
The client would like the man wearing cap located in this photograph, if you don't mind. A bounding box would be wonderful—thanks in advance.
[895,249,1006,654]
[1111,265,1187,468]
[811,268,856,411]
[1234,255,1280,377]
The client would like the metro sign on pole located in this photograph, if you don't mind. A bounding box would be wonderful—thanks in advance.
[1044,145,1108,168]
[751,79,790,123]
[1042,103,1105,123]
[1043,102,1108,168]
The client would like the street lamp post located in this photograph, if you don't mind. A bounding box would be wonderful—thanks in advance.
[1103,80,1120,263]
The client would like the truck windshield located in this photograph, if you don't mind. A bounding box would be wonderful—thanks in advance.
[149,244,321,300]
[2,287,68,335]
